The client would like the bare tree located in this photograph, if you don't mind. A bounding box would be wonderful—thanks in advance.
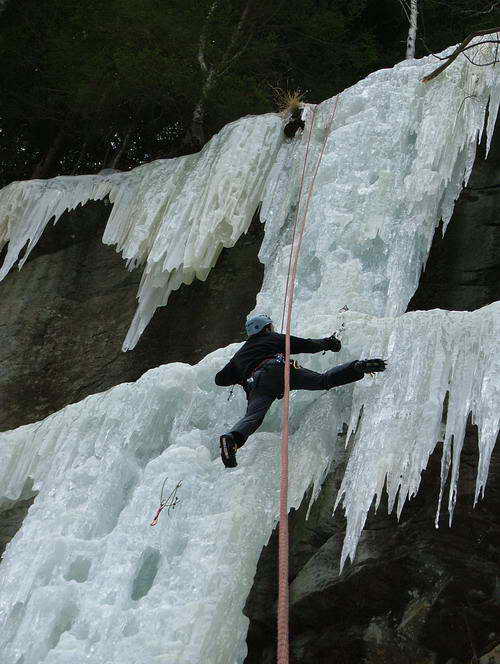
[397,0,419,59]
[31,127,67,179]
[406,0,418,59]
[184,0,255,149]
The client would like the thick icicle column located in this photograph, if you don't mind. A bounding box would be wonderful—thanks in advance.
[0,39,499,663]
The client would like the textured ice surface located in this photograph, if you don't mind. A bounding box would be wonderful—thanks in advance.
[0,352,345,664]
[0,307,498,663]
[0,39,499,663]
[258,40,500,325]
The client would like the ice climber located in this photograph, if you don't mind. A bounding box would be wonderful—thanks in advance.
[215,314,386,468]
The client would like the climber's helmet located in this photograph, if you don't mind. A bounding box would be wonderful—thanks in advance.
[245,314,273,337]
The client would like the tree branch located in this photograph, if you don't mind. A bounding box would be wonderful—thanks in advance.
[197,0,221,74]
[397,0,411,23]
[462,51,499,67]
[460,2,499,17]
[422,28,500,82]
[220,0,253,69]
[216,32,255,78]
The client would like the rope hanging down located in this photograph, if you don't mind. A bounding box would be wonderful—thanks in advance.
[277,94,341,664]
[280,105,318,335]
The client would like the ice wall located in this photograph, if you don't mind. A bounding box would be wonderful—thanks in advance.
[0,39,499,663]
[257,44,499,323]
[0,306,497,664]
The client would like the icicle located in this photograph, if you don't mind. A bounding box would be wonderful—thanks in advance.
[335,304,499,569]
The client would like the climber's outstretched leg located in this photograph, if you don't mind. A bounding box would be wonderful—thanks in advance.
[219,359,386,467]
[291,359,386,391]
[291,361,365,391]
[220,392,276,468]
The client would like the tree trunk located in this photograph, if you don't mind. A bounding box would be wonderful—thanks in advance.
[185,70,215,149]
[31,127,67,179]
[108,129,131,169]
[184,0,253,150]
[405,0,418,59]
[71,140,88,175]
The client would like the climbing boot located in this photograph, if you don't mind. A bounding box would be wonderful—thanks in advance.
[354,359,387,374]
[220,434,238,468]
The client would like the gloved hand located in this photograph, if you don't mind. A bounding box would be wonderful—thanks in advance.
[323,334,341,352]
[354,359,386,374]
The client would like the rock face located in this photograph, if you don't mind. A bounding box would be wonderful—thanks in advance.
[0,122,498,660]
[0,495,35,561]
[407,132,500,313]
[0,202,264,432]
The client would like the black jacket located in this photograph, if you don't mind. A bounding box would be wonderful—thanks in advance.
[215,332,332,387]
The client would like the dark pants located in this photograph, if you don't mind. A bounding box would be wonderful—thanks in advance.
[227,360,363,447]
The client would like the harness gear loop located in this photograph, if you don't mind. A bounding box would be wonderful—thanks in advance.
[277,94,341,664]
[249,354,301,378]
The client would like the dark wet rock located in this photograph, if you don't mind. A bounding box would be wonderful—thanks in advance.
[0,496,36,562]
[0,478,37,561]
[0,202,264,431]
[407,120,500,313]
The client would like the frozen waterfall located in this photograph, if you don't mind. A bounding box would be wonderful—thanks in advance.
[0,39,499,664]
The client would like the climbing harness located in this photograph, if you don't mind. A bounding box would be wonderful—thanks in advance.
[251,353,300,374]
[277,94,341,664]
[150,477,182,526]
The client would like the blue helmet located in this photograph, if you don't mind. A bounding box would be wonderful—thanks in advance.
[245,314,273,337]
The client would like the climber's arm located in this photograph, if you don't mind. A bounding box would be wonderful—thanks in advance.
[215,360,238,386]
[275,332,341,354]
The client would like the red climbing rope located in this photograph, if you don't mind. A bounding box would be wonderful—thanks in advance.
[277,94,341,664]
[280,106,318,335]
[150,503,167,527]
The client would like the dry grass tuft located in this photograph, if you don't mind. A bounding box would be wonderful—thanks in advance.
[270,86,306,116]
